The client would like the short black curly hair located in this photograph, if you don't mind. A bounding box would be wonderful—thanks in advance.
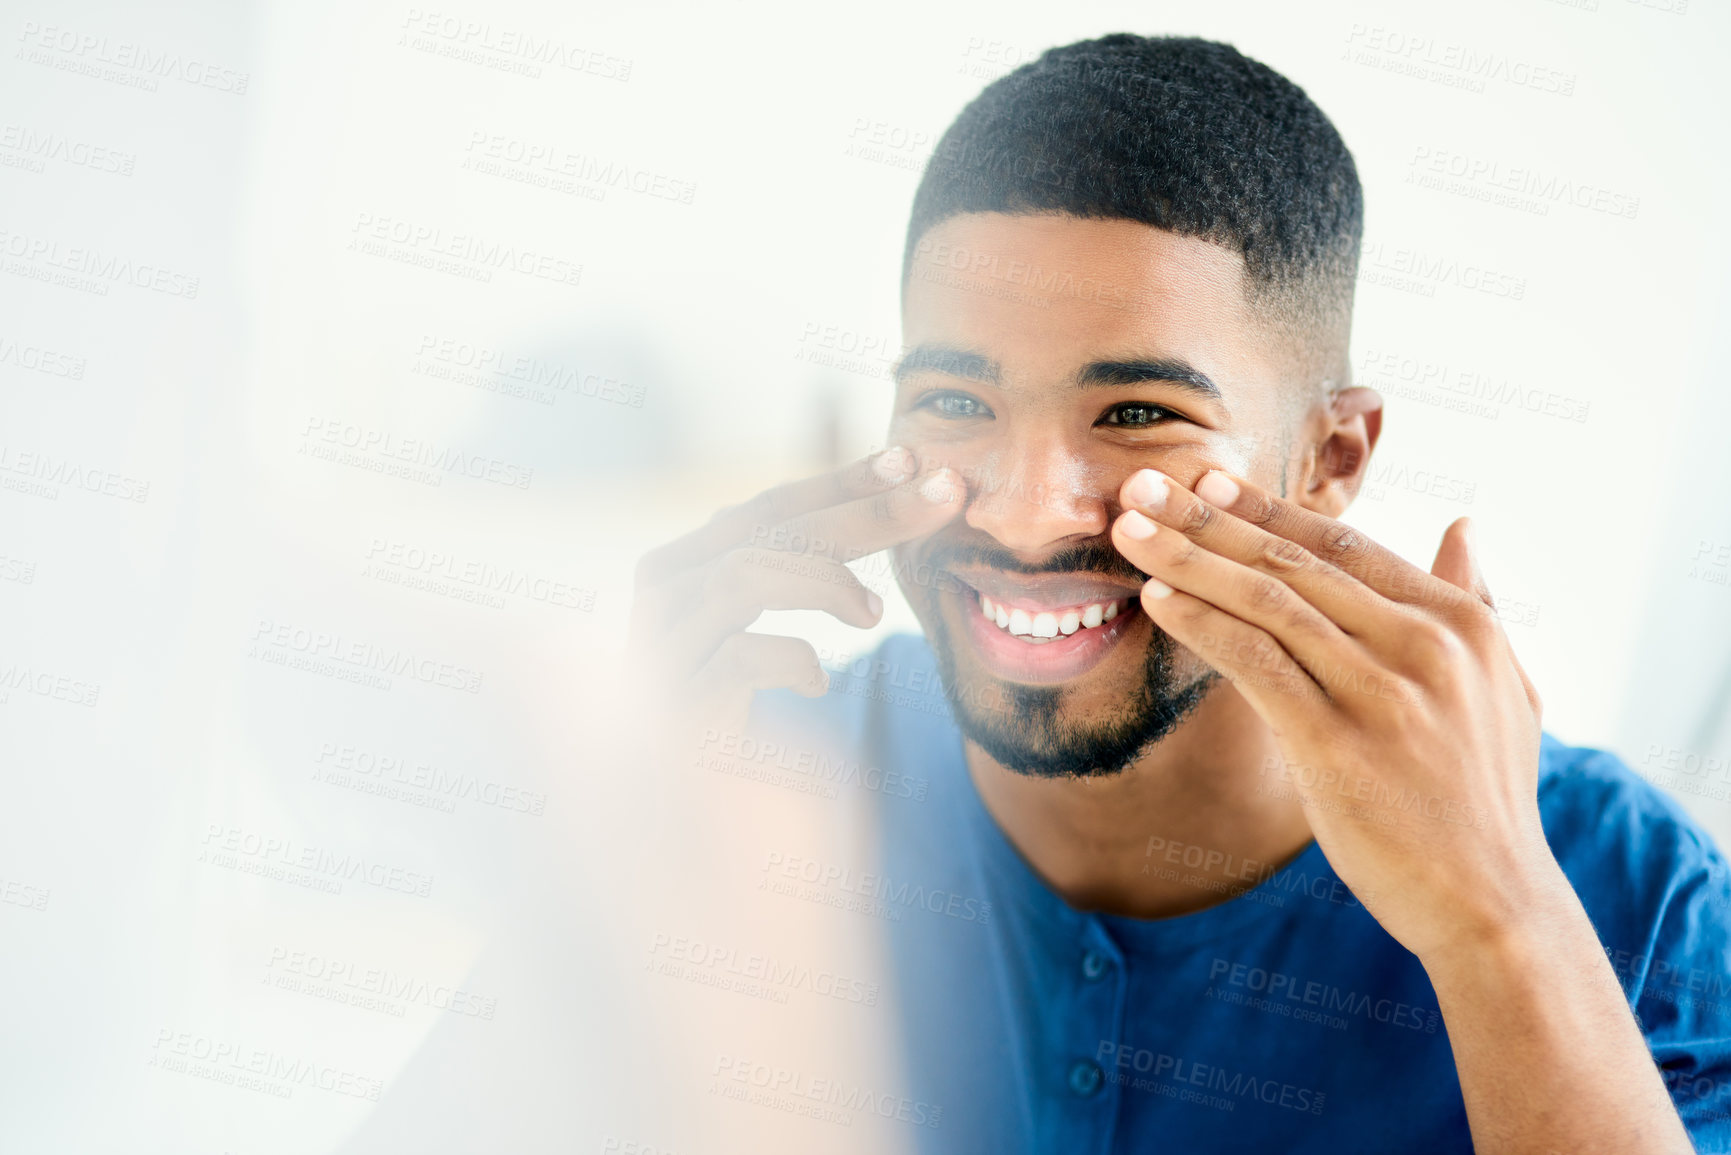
[904,34,1362,380]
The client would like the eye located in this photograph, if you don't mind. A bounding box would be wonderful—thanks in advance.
[1098,401,1177,428]
[917,390,993,419]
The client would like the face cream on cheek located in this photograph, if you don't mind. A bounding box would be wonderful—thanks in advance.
[1129,442,1258,497]
[1212,440,1257,480]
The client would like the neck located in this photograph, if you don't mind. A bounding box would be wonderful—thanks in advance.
[964,681,1314,919]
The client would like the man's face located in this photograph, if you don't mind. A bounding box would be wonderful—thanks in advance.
[890,212,1302,778]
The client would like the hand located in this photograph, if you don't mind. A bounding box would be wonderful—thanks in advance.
[628,448,966,735]
[1110,467,1559,963]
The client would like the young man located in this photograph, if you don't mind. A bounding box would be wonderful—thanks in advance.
[632,34,1731,1153]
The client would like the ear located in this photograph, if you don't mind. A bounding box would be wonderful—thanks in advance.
[1295,386,1382,518]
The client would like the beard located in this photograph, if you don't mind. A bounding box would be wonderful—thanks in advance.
[908,538,1220,779]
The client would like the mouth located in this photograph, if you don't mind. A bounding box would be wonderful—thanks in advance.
[948,570,1145,686]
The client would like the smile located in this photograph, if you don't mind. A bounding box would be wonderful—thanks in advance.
[976,592,1134,643]
[949,570,1146,685]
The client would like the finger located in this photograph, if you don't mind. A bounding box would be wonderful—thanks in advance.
[692,633,830,705]
[636,446,917,586]
[1131,575,1326,718]
[772,466,966,567]
[1420,516,1523,663]
[1510,651,1543,721]
[1438,520,1543,720]
[1429,518,1496,610]
[1110,509,1360,684]
[647,549,883,680]
[1119,468,1403,636]
[1179,469,1463,609]
[1428,517,1476,598]
[636,547,882,631]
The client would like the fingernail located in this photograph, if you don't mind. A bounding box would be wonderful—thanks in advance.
[1197,471,1241,508]
[1144,578,1174,599]
[1119,510,1158,540]
[873,446,914,483]
[865,590,883,618]
[920,470,960,504]
[1124,469,1168,512]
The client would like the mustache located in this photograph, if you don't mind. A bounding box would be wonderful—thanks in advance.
[919,537,1151,583]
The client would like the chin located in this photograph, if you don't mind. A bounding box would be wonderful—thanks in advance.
[910,578,1218,779]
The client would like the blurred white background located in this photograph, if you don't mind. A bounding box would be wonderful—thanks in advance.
[2,0,1728,1151]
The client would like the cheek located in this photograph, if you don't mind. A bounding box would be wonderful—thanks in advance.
[1114,438,1261,494]
[889,541,939,610]
[1209,437,1259,479]
[882,421,1001,495]
[890,546,971,640]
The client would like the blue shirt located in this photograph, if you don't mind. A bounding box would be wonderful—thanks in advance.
[750,633,1731,1153]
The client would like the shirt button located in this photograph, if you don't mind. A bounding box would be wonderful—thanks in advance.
[1081,949,1111,981]
[1068,1059,1104,1098]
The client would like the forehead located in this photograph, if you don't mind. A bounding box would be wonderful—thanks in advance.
[901,213,1266,387]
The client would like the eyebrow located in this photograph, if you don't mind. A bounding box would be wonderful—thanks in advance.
[892,345,998,386]
[892,344,1223,402]
[1076,358,1222,401]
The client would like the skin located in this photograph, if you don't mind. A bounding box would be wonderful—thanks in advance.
[630,211,1690,1152]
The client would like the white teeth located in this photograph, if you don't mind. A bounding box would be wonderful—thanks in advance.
[977,594,1129,641]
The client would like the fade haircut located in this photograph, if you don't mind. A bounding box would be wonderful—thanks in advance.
[903,34,1363,386]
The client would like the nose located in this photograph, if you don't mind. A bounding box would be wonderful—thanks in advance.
[961,440,1110,553]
